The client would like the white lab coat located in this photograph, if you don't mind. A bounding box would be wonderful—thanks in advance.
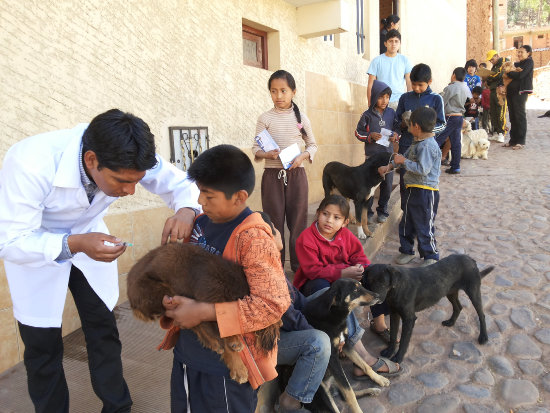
[0,124,200,327]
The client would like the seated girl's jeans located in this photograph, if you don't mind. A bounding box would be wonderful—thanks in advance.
[276,288,365,403]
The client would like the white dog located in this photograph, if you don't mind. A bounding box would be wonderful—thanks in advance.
[461,121,490,160]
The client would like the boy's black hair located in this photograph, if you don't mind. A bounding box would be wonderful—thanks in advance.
[379,87,392,98]
[410,63,432,83]
[268,70,308,139]
[521,45,532,54]
[385,29,401,42]
[317,195,350,220]
[472,86,483,95]
[187,144,255,199]
[479,62,487,68]
[381,14,400,30]
[465,59,478,69]
[82,109,157,171]
[453,67,466,82]
[410,107,437,133]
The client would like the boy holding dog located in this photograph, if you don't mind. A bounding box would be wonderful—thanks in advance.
[378,107,441,267]
[162,145,290,412]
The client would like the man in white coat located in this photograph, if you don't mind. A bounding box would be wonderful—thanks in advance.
[0,109,200,413]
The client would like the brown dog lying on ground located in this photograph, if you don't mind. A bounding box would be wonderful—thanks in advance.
[126,242,281,383]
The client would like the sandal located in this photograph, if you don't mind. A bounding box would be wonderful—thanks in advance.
[502,142,512,147]
[352,357,402,380]
[370,321,391,344]
[512,144,524,150]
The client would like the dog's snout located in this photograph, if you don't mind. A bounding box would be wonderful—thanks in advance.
[361,290,381,306]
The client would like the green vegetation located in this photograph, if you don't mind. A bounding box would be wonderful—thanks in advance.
[508,0,550,28]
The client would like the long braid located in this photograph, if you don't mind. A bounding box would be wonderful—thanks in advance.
[292,100,307,138]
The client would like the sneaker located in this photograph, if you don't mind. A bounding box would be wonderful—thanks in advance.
[496,133,505,143]
[395,253,415,265]
[441,158,449,166]
[445,168,460,174]
[421,259,438,267]
[377,215,388,223]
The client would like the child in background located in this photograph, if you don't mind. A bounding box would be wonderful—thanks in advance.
[293,195,393,344]
[378,107,441,267]
[355,80,400,225]
[464,59,482,93]
[163,145,291,412]
[253,70,318,273]
[481,80,492,133]
[436,67,469,175]
[465,86,483,130]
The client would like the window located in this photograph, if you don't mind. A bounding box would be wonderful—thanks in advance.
[169,127,209,172]
[513,36,523,49]
[538,34,544,39]
[243,25,268,69]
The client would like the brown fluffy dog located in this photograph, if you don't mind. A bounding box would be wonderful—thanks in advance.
[127,242,281,383]
[498,61,517,106]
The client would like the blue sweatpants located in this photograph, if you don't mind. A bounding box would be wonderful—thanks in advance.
[170,359,257,413]
[435,115,463,170]
[399,187,439,260]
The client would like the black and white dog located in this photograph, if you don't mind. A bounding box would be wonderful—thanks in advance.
[322,152,393,239]
[279,279,388,413]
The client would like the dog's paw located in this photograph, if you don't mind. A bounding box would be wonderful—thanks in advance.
[357,227,369,239]
[372,374,390,387]
[390,353,403,364]
[442,319,455,327]
[230,365,249,384]
[478,333,489,345]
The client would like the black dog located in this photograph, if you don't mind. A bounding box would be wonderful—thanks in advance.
[362,254,494,363]
[292,279,388,413]
[322,152,393,239]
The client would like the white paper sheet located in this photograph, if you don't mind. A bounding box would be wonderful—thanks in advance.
[279,143,301,169]
[376,128,392,147]
[255,129,280,152]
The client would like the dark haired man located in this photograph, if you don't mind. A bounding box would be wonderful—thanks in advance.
[0,109,200,413]
[367,29,413,110]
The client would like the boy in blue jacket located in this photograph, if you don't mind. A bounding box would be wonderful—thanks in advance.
[355,80,399,224]
[378,107,442,267]
[395,64,445,205]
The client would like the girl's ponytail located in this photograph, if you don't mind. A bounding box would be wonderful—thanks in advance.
[292,101,307,138]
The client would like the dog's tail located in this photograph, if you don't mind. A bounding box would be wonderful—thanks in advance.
[480,266,495,278]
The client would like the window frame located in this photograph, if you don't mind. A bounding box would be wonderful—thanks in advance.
[242,24,268,69]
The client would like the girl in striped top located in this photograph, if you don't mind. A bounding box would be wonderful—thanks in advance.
[252,70,318,272]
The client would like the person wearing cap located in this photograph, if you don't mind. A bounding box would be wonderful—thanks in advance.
[485,50,507,143]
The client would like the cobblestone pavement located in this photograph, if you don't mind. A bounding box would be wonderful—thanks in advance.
[351,105,550,413]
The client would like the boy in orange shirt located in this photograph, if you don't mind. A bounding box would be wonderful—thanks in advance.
[162,145,290,412]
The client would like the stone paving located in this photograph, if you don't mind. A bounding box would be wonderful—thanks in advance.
[350,104,550,413]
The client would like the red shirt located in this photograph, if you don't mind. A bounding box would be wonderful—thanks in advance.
[481,89,491,110]
[293,222,371,290]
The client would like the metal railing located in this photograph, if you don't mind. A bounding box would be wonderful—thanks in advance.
[168,126,209,171]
